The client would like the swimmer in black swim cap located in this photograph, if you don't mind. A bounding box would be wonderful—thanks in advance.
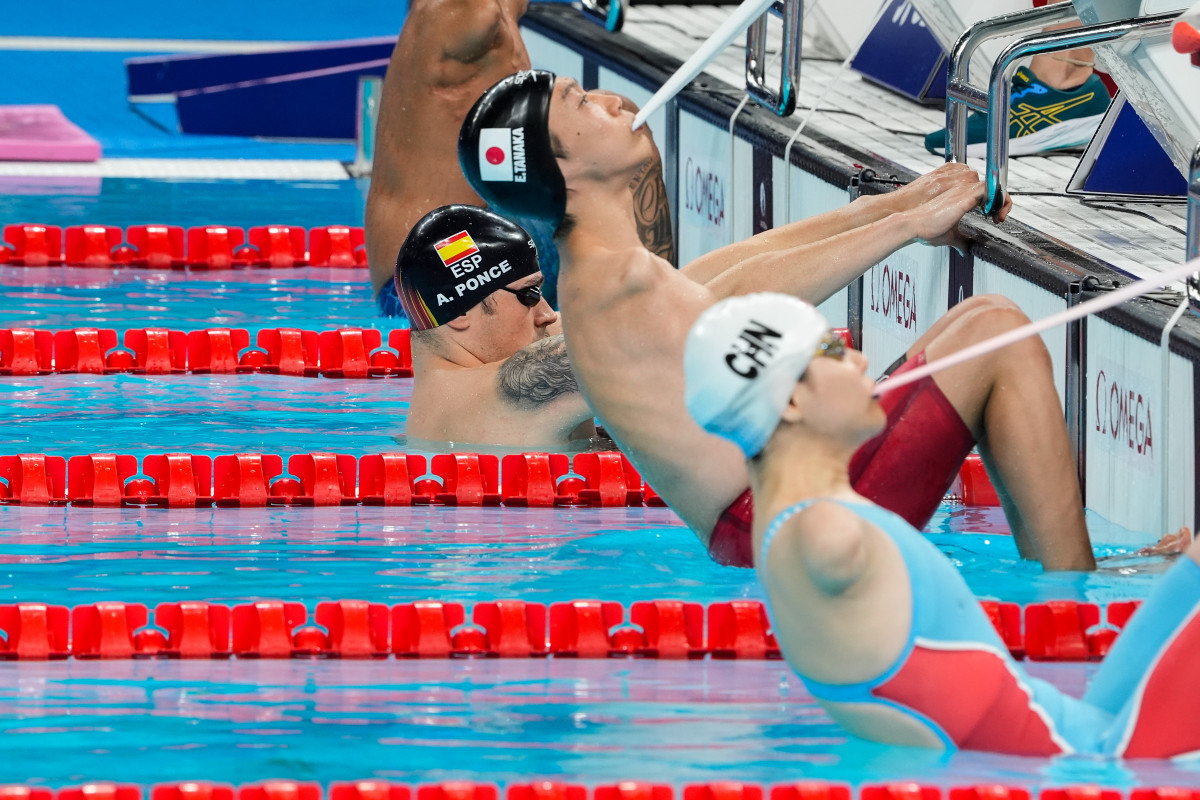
[459,70,659,230]
[396,204,543,331]
[459,70,567,224]
[395,204,595,450]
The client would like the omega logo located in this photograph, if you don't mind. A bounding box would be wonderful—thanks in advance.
[683,156,725,227]
[1094,369,1153,456]
[868,262,917,329]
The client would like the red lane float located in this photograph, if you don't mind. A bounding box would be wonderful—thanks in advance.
[0,326,412,377]
[187,226,247,270]
[153,785,237,800]
[0,603,70,659]
[126,225,186,269]
[0,451,999,512]
[1,222,371,269]
[0,454,67,504]
[0,597,1146,661]
[0,780,1192,800]
[54,328,120,373]
[0,329,53,375]
[65,225,123,268]
[3,223,63,266]
[309,226,367,268]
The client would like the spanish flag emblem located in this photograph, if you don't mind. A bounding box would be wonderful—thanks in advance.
[434,230,479,268]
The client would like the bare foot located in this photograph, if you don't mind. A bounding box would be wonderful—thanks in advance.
[1135,527,1193,557]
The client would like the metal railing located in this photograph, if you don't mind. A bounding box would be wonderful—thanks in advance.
[1187,142,1200,310]
[745,0,803,116]
[944,5,1177,216]
[581,0,625,32]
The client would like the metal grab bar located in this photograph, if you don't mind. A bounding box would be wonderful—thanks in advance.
[581,0,625,32]
[745,0,803,116]
[945,2,1079,159]
[944,8,1177,216]
[1187,142,1200,310]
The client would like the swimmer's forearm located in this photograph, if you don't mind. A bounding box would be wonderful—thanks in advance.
[679,193,894,285]
[703,211,915,304]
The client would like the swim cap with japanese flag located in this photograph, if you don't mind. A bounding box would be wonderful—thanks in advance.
[395,205,541,330]
[459,70,567,224]
[684,293,829,458]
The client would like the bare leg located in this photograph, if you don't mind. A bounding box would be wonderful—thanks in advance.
[1029,0,1094,91]
[908,295,1096,571]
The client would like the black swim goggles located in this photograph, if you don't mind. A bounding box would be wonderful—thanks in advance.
[500,283,544,307]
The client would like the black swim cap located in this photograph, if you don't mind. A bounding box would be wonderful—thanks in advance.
[459,70,566,224]
[395,205,541,331]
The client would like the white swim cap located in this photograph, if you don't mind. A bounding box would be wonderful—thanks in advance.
[684,293,830,459]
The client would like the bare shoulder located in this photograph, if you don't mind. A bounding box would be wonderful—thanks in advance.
[613,245,671,290]
[769,500,874,594]
[496,334,580,408]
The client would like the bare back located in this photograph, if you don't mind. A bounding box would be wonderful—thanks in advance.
[557,247,750,539]
[365,0,531,292]
[407,335,595,449]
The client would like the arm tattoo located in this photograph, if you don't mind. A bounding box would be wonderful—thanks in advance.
[629,158,675,264]
[498,335,580,407]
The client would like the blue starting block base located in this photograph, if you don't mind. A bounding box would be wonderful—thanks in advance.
[850,0,947,104]
[125,38,395,141]
[1067,91,1186,201]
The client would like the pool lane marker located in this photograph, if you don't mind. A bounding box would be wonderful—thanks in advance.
[0,596,1135,660]
[0,158,350,180]
[0,36,316,53]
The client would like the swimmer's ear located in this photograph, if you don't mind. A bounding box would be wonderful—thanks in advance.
[779,382,806,424]
[446,314,471,331]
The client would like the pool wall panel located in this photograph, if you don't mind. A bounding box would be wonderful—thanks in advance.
[676,110,732,264]
[860,242,950,371]
[1085,317,1195,540]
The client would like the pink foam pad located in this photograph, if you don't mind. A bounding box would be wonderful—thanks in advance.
[0,105,101,162]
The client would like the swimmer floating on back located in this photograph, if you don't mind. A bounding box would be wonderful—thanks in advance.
[682,292,1200,757]
[458,70,1106,571]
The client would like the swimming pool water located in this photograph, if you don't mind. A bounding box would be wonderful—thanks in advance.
[0,180,367,234]
[2,37,1193,790]
[2,659,1198,789]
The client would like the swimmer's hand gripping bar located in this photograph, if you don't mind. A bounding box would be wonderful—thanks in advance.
[630,0,777,130]
[874,259,1200,396]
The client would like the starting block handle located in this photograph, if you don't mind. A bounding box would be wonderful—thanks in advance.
[581,0,624,32]
[744,0,802,117]
[945,4,1176,218]
[945,3,1079,165]
[979,12,1177,217]
[1187,143,1200,314]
